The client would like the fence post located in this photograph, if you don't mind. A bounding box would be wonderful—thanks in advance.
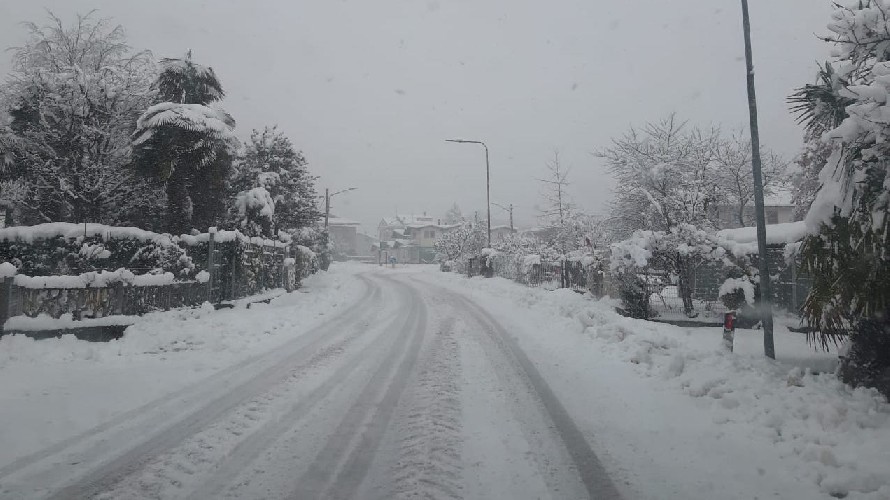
[0,277,13,335]
[207,228,216,303]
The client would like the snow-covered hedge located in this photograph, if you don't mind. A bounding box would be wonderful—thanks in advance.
[609,223,809,319]
[0,223,195,278]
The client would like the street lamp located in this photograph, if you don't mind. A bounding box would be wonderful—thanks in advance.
[324,187,357,228]
[446,139,491,247]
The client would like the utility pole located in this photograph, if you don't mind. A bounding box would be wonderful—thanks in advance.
[741,0,775,359]
[324,188,330,228]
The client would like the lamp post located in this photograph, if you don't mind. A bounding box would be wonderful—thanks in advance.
[740,0,775,359]
[324,187,357,228]
[446,139,491,247]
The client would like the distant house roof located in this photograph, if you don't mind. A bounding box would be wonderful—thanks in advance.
[380,214,437,227]
[327,216,361,226]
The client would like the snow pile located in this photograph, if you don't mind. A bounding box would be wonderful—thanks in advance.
[235,187,275,218]
[419,271,890,499]
[0,262,17,278]
[5,313,139,331]
[718,277,755,305]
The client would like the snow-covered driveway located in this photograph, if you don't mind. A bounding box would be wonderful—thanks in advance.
[0,267,623,500]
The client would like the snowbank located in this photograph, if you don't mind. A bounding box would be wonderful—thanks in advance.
[5,313,139,331]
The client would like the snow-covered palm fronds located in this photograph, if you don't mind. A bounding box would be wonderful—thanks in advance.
[157,56,224,104]
[132,102,237,149]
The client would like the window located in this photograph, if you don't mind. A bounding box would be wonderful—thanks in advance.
[766,208,779,224]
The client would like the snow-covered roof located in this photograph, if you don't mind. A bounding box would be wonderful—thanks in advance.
[327,216,361,226]
[716,221,809,245]
[716,221,811,256]
[380,214,437,227]
[763,186,794,207]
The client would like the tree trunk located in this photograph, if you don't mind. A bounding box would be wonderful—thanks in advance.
[166,169,191,235]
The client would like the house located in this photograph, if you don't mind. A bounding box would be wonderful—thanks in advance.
[326,215,361,260]
[377,213,437,242]
[713,187,796,229]
[490,225,515,242]
[375,213,463,263]
[355,232,379,257]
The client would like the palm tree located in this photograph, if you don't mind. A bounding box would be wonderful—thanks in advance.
[132,52,237,234]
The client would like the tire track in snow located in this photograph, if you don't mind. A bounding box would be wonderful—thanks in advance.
[183,278,419,499]
[411,277,622,500]
[455,293,623,500]
[291,275,428,500]
[391,315,463,500]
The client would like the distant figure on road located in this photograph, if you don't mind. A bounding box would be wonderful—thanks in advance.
[389,255,397,268]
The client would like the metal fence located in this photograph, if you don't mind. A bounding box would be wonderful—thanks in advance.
[615,247,811,323]
[0,231,311,334]
[468,255,601,292]
[462,246,811,325]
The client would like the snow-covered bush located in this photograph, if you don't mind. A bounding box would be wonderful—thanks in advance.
[434,221,486,274]
[234,186,275,237]
[610,224,737,318]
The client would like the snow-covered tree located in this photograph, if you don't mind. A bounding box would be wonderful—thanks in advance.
[443,203,464,224]
[131,52,238,234]
[791,1,890,396]
[598,115,722,239]
[712,132,790,227]
[0,12,162,226]
[434,220,486,272]
[229,126,321,236]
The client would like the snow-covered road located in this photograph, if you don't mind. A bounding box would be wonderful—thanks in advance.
[0,269,623,500]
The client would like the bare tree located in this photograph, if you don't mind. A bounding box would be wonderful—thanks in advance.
[598,115,722,239]
[713,131,790,227]
[537,150,573,225]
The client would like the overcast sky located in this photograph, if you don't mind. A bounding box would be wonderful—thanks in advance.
[0,0,833,232]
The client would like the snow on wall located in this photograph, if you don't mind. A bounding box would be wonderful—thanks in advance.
[0,223,177,246]
[13,269,181,289]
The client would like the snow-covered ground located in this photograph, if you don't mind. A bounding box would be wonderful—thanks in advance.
[0,263,887,499]
[413,268,890,500]
[0,269,364,471]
